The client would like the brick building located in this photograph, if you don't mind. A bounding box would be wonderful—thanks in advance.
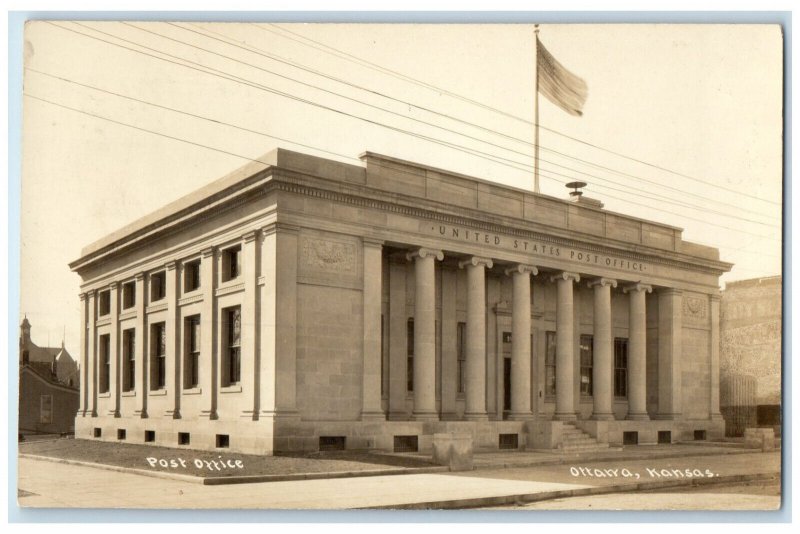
[720,276,782,435]
[71,149,731,454]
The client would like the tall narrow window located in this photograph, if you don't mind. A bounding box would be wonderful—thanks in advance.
[99,334,110,394]
[380,315,385,397]
[545,331,557,396]
[406,318,414,392]
[614,337,629,397]
[98,290,111,316]
[122,329,135,392]
[184,260,201,293]
[580,334,593,396]
[40,395,53,424]
[225,307,241,385]
[456,322,466,394]
[151,323,166,390]
[122,281,136,309]
[185,315,201,388]
[150,272,166,302]
[223,246,242,282]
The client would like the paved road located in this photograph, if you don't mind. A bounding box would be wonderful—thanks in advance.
[16,450,780,510]
[17,457,586,509]
[487,479,782,510]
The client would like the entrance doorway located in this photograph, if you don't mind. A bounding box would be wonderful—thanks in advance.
[503,357,511,417]
[502,331,512,420]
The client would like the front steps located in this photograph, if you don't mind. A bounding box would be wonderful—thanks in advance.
[558,423,610,453]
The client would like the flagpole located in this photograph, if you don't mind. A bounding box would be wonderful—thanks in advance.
[534,24,540,194]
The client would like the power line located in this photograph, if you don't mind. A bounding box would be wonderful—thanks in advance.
[184,22,780,223]
[61,21,542,176]
[110,22,779,228]
[260,22,781,207]
[43,22,779,239]
[25,84,779,246]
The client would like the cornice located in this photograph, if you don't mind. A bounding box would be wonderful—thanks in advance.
[271,176,732,276]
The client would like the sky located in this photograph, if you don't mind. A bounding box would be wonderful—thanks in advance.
[18,22,783,355]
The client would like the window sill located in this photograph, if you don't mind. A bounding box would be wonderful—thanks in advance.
[221,385,242,394]
[121,390,136,397]
[149,389,167,396]
[183,387,202,395]
[98,392,110,398]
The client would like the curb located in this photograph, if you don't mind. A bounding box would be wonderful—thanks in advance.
[19,453,447,486]
[362,471,780,510]
[202,465,448,485]
[19,454,204,484]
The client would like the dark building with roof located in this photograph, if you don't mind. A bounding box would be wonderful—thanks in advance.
[19,317,80,435]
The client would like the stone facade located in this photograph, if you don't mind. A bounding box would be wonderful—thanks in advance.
[71,148,731,454]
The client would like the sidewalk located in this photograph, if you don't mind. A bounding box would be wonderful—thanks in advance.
[17,449,780,510]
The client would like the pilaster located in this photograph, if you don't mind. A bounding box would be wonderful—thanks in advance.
[361,238,385,420]
[199,247,218,420]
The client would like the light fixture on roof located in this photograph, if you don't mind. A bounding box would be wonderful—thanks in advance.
[566,181,587,198]
[566,180,604,208]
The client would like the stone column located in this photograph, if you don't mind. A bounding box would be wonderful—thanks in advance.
[407,248,443,421]
[656,288,682,419]
[709,294,723,421]
[164,262,180,419]
[199,248,218,420]
[361,239,385,420]
[108,282,120,417]
[86,290,97,417]
[387,259,408,420]
[459,256,493,421]
[551,271,580,421]
[78,292,88,416]
[624,282,652,420]
[241,231,259,419]
[589,278,617,420]
[506,264,537,420]
[134,273,147,418]
[260,224,299,420]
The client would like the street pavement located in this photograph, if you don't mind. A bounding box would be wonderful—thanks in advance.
[16,450,780,510]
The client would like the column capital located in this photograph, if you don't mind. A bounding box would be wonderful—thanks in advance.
[709,293,721,303]
[504,263,538,277]
[550,271,580,284]
[362,238,384,249]
[165,261,177,271]
[262,222,300,237]
[242,230,259,243]
[407,247,444,262]
[85,289,96,298]
[658,287,682,297]
[108,281,118,290]
[459,256,493,269]
[79,292,87,301]
[623,282,652,294]
[588,277,617,289]
[134,272,145,282]
[201,247,215,259]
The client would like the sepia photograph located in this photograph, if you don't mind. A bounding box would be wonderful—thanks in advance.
[13,16,784,514]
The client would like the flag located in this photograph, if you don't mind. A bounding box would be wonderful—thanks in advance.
[537,38,588,116]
